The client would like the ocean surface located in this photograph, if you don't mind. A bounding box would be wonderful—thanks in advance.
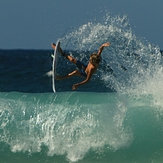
[1,15,163,163]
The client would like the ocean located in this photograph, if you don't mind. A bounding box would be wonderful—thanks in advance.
[0,15,163,163]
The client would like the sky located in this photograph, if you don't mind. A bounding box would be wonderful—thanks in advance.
[0,0,163,49]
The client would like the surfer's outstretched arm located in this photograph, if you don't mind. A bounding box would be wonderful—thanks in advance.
[72,68,94,90]
[97,42,111,56]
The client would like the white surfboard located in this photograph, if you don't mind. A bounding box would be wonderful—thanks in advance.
[52,40,60,92]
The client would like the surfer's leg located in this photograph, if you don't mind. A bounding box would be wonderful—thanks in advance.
[58,43,77,64]
[56,70,81,80]
[65,55,77,64]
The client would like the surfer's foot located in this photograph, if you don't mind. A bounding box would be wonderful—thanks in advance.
[55,76,61,80]
[51,43,56,49]
[57,42,67,57]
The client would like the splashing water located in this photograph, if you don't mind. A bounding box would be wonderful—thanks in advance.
[60,14,162,96]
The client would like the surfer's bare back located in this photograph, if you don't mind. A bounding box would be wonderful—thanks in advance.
[51,42,110,90]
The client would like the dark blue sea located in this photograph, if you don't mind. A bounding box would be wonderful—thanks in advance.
[1,15,163,163]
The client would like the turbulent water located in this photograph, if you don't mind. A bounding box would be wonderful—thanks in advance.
[0,14,163,163]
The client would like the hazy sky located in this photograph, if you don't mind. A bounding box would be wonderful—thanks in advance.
[0,0,163,49]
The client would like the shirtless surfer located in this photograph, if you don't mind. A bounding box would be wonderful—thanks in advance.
[51,42,110,90]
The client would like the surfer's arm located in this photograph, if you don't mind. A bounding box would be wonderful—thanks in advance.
[72,70,93,90]
[97,42,111,56]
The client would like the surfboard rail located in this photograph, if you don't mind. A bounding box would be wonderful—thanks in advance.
[52,40,60,92]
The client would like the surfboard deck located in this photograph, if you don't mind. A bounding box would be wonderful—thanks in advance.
[52,40,60,92]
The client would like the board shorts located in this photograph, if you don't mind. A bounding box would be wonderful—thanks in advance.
[76,60,87,77]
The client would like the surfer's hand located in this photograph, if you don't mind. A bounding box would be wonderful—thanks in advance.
[72,84,78,90]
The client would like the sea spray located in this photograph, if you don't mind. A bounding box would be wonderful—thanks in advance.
[59,14,162,95]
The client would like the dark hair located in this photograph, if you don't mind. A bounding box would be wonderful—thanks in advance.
[90,53,101,64]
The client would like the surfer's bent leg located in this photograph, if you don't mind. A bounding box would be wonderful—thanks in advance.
[56,70,81,80]
[58,43,77,64]
[65,55,77,64]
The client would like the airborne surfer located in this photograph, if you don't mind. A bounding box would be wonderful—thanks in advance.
[51,42,110,90]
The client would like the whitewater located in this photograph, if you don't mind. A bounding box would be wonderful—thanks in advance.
[0,14,163,163]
